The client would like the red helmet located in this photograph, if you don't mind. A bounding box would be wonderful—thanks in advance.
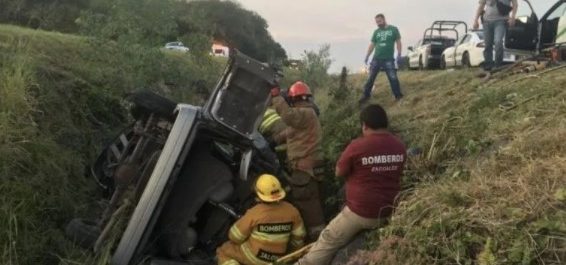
[288,81,312,98]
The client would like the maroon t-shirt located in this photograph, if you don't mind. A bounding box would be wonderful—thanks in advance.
[336,132,406,219]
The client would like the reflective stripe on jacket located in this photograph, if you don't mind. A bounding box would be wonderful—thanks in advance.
[228,201,306,264]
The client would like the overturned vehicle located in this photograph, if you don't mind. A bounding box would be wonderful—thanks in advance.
[66,50,284,265]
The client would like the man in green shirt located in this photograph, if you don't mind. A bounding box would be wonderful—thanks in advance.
[360,14,403,104]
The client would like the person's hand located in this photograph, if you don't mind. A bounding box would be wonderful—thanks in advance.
[473,21,480,30]
[364,56,369,65]
[508,17,516,27]
[271,87,280,97]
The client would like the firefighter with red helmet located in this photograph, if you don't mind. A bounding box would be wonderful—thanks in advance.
[270,81,325,241]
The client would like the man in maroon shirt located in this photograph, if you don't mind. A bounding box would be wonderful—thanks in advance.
[295,104,406,265]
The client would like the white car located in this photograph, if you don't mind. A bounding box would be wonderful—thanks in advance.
[441,31,516,68]
[164,42,189,53]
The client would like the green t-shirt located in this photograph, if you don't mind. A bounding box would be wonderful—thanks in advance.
[371,25,401,59]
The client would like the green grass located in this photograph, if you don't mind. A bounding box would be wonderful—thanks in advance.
[2,23,565,265]
[314,68,566,264]
[0,24,224,265]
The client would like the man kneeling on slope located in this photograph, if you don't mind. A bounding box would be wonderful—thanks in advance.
[217,174,306,265]
[295,104,407,265]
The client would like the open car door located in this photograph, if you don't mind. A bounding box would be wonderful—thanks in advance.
[505,0,538,52]
[506,0,566,53]
[203,50,277,142]
[539,0,566,50]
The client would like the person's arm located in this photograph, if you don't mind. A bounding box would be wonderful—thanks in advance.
[509,0,519,27]
[272,127,288,145]
[396,30,402,58]
[473,1,487,30]
[365,43,375,64]
[272,96,308,129]
[289,216,306,251]
[335,164,348,178]
[335,143,354,178]
[228,209,254,244]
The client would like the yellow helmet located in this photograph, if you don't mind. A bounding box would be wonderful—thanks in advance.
[255,174,286,202]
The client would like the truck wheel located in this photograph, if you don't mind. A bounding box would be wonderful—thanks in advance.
[65,218,101,249]
[440,56,446,69]
[126,90,177,120]
[462,53,471,68]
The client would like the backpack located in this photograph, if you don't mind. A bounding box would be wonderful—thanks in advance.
[496,0,513,16]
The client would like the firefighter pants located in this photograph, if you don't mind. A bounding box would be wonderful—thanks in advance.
[287,170,326,241]
[295,206,387,265]
[217,241,252,265]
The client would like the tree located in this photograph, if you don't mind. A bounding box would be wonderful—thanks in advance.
[177,0,287,63]
[0,0,90,32]
[0,0,287,63]
[78,0,177,46]
[299,44,333,92]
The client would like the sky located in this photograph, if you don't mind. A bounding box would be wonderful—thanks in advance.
[236,0,556,73]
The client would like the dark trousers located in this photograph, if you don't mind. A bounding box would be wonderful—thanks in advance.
[362,58,403,100]
[287,170,326,241]
[483,19,508,71]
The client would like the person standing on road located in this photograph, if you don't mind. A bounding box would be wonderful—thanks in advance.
[271,81,326,242]
[473,0,518,71]
[295,104,407,265]
[359,14,404,104]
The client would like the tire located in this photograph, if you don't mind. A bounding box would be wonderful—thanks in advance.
[65,218,101,249]
[91,127,135,196]
[126,90,177,120]
[440,56,446,70]
[462,52,471,68]
[418,56,424,70]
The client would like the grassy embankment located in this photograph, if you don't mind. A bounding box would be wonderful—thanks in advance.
[0,24,224,265]
[315,67,565,264]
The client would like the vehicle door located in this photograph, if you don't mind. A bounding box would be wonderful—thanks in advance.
[505,0,539,51]
[455,34,473,65]
[540,0,566,49]
[417,38,432,67]
[408,40,421,67]
[445,37,460,66]
[443,46,455,67]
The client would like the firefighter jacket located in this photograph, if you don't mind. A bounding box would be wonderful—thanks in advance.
[272,96,323,176]
[259,108,288,152]
[228,201,306,264]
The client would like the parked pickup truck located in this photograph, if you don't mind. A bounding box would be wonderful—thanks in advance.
[408,21,467,70]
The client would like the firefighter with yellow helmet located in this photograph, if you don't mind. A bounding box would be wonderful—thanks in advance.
[216,174,306,265]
